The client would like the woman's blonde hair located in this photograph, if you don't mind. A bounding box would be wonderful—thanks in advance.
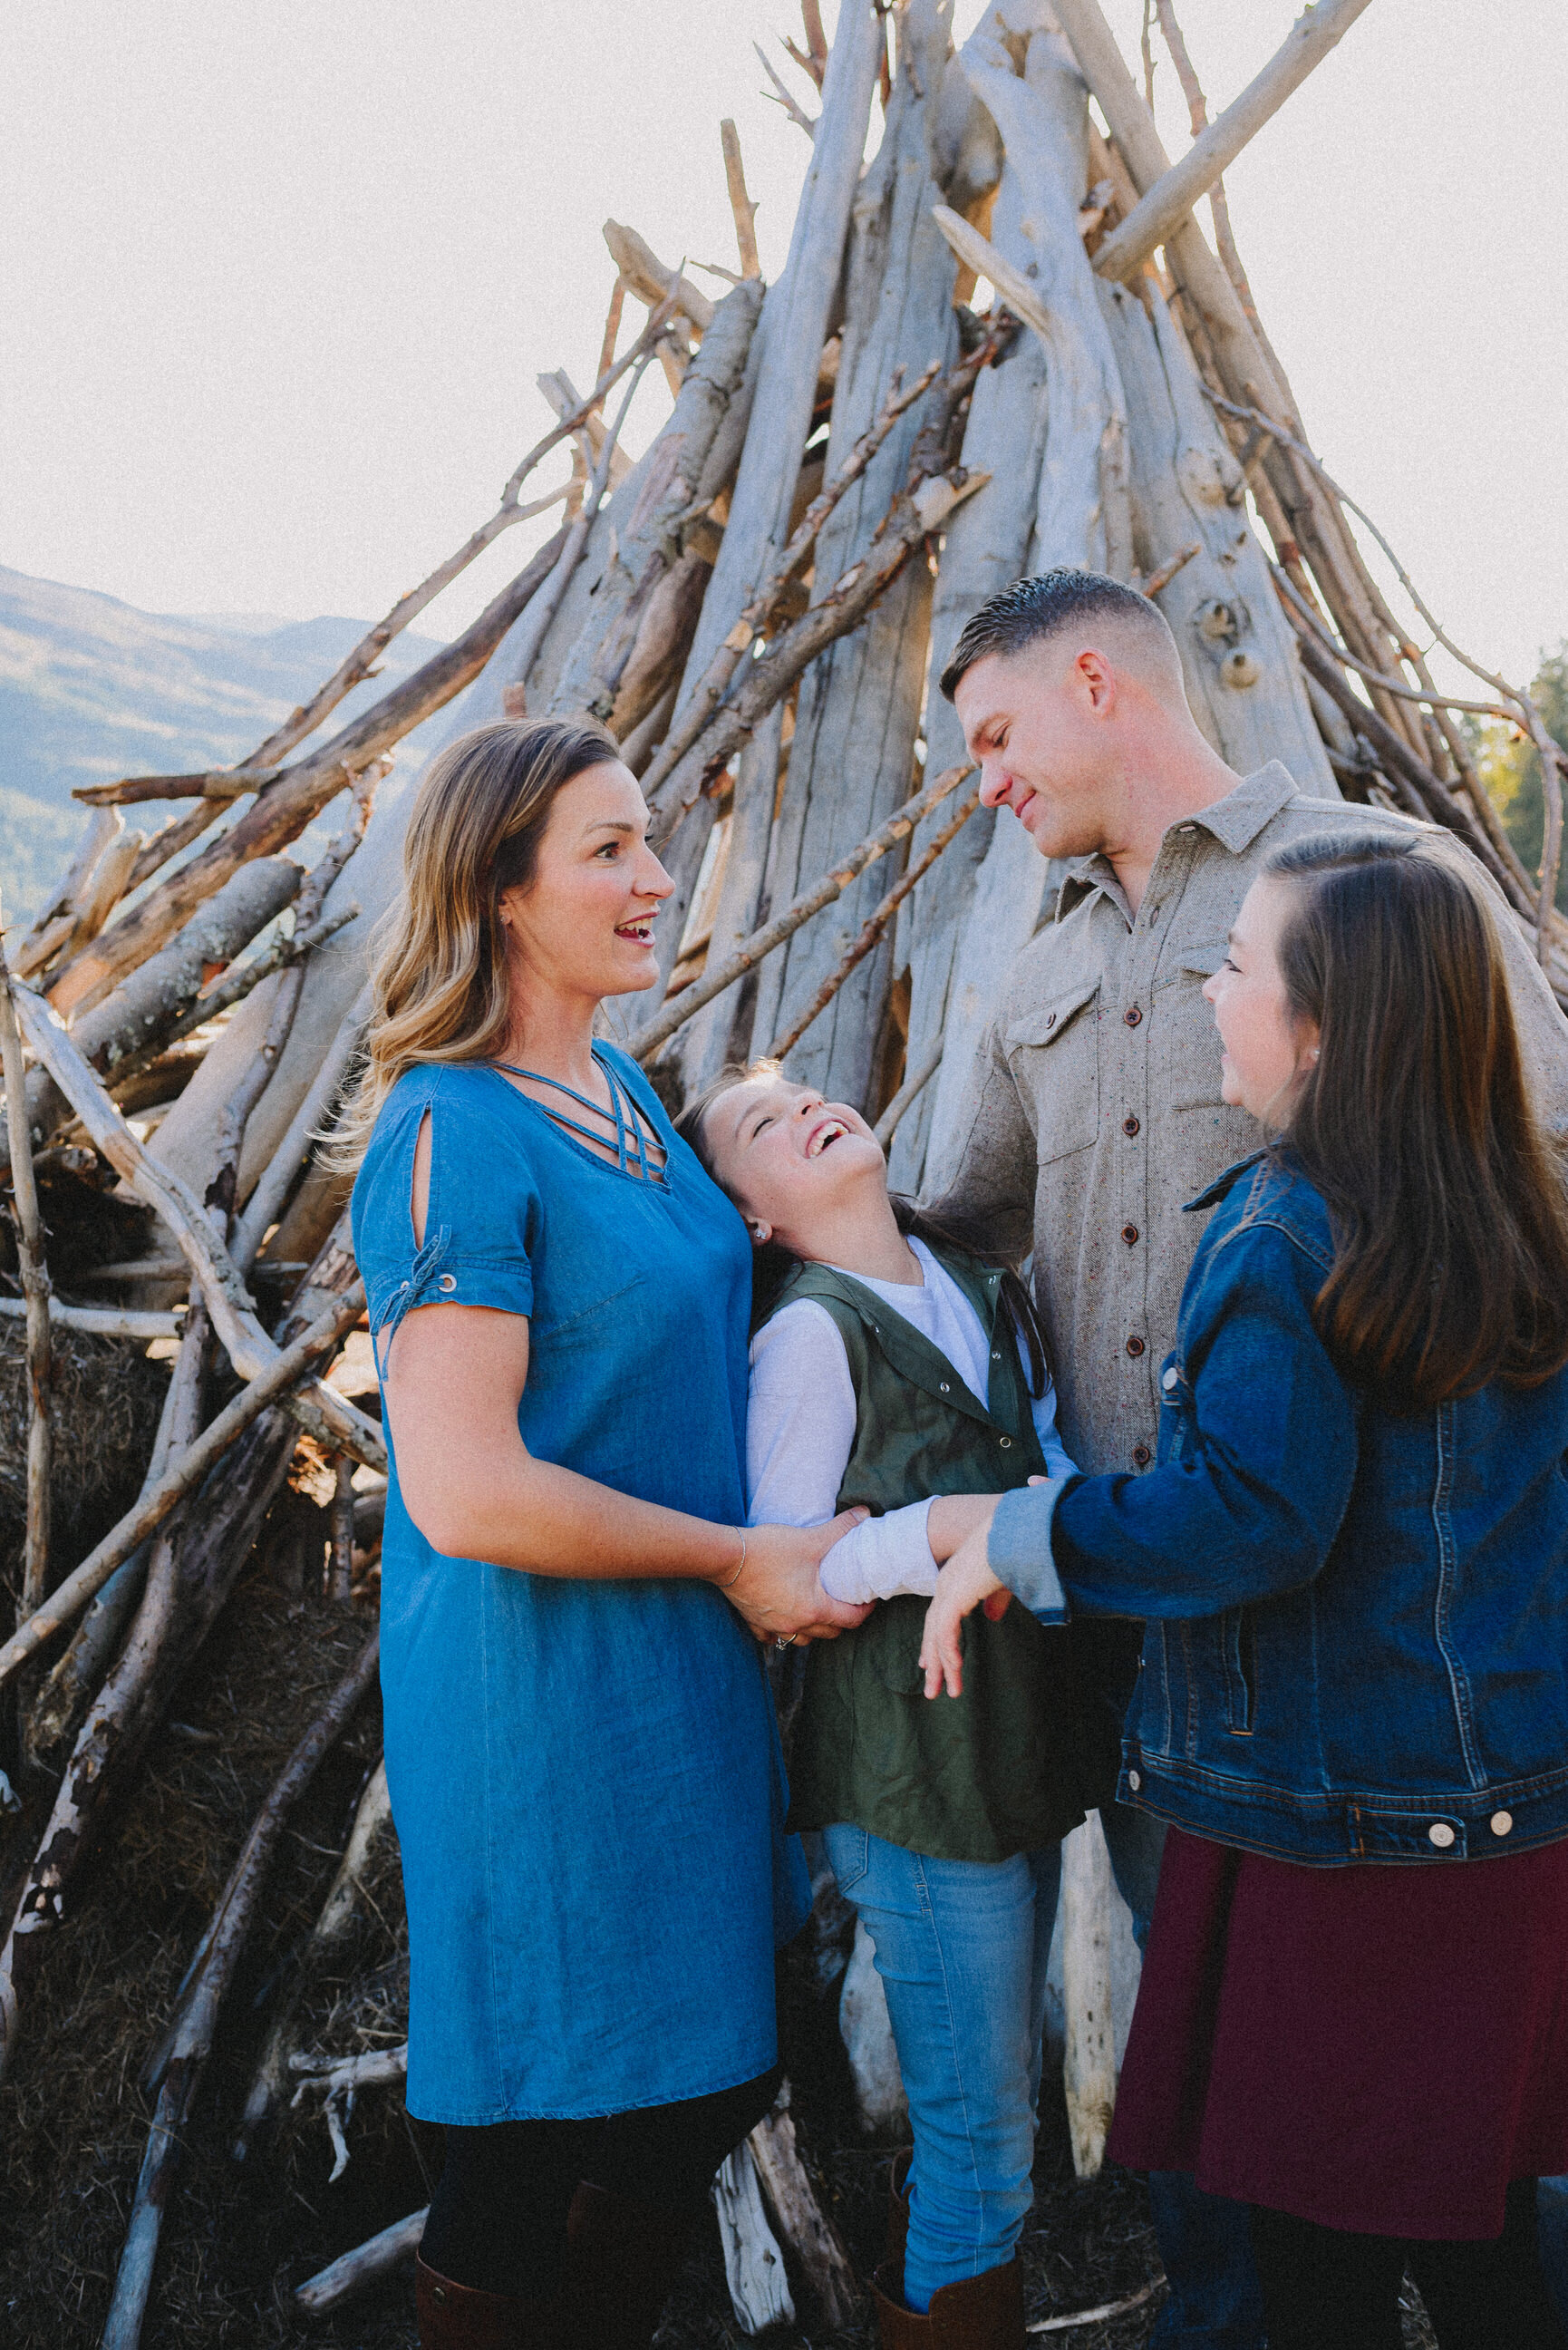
[331,716,621,1169]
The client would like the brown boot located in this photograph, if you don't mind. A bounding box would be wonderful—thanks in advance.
[556,2179,702,2349]
[871,2255,1027,2349]
[415,2252,559,2347]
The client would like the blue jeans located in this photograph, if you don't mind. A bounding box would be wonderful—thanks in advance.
[822,1822,1061,2311]
[1099,1803,1264,2350]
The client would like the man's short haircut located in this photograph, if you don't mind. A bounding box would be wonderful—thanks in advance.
[939,568,1176,702]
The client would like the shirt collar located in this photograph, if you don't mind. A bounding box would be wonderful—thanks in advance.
[1054,761,1301,925]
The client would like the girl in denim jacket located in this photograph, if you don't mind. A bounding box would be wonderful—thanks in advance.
[924,833,1568,2349]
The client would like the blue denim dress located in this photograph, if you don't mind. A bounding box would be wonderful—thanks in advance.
[353,1049,809,2122]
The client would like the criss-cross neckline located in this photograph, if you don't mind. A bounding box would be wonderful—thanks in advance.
[490,1049,670,1188]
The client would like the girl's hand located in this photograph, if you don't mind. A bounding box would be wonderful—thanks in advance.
[723,1514,874,1645]
[920,1524,1007,1699]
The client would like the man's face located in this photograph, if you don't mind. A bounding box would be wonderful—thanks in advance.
[953,644,1118,862]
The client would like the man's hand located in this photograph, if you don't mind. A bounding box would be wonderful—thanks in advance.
[723,1514,874,1646]
[920,1522,1007,1699]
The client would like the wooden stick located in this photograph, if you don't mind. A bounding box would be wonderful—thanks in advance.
[232,985,372,1273]
[747,2094,858,2327]
[0,926,52,1617]
[1027,2277,1166,2334]
[0,1297,178,1340]
[102,902,361,1096]
[102,1628,381,2350]
[721,120,761,279]
[1091,0,1375,283]
[715,2142,796,2332]
[634,762,975,1061]
[601,223,714,335]
[295,2209,427,2315]
[0,1286,364,1691]
[330,1456,355,1603]
[1152,1,1273,358]
[769,783,981,1058]
[874,1041,943,1150]
[10,809,121,976]
[1061,1813,1117,2180]
[756,40,818,138]
[8,982,383,1468]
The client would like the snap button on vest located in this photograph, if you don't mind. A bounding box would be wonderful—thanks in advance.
[1428,1821,1457,1849]
[1492,1811,1514,1836]
[1045,1010,1058,1028]
[939,1382,951,1393]
[1123,1115,1140,1136]
[1126,1335,1146,1357]
[1124,1005,1142,1027]
[998,1435,1012,1449]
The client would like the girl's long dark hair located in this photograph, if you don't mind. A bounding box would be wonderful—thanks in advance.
[1268,832,1568,1407]
[674,1067,1054,1398]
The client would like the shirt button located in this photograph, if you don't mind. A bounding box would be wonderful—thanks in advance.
[1124,1005,1143,1027]
[1123,1115,1140,1137]
[1491,1811,1514,1837]
[1428,1821,1457,1849]
[439,1274,457,1291]
[1126,1335,1146,1357]
[1045,1010,1058,1028]
[1121,1224,1139,1245]
[1128,1769,1142,1792]
[1133,1444,1151,1467]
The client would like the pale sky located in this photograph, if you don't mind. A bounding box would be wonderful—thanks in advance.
[5,0,1564,694]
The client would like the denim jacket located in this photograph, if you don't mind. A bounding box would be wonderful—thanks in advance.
[990,1154,1568,1865]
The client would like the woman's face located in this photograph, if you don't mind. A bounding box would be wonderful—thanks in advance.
[702,1073,886,1248]
[1204,877,1320,1123]
[499,762,673,1005]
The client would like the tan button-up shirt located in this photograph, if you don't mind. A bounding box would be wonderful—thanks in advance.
[930,762,1568,1477]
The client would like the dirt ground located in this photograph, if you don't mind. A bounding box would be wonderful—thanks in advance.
[0,1521,1440,2350]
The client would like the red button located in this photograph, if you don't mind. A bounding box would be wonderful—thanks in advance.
[1133,1444,1151,1467]
[1124,1005,1143,1027]
[1126,1335,1146,1357]
[1123,1115,1140,1137]
[1122,1224,1139,1245]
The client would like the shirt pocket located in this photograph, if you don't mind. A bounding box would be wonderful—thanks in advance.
[1003,978,1101,1166]
[1155,942,1227,1115]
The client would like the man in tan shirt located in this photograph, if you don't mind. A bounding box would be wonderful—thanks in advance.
[927,568,1568,2350]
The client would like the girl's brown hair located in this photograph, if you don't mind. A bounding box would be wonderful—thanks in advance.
[675,1063,1055,1397]
[1268,831,1568,1405]
[332,717,621,1168]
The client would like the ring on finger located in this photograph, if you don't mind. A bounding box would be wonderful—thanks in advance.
[775,1634,798,1649]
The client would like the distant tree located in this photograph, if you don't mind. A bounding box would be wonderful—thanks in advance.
[1471,644,1568,910]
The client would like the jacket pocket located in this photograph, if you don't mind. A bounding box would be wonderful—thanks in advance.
[1003,979,1100,1165]
[1220,1606,1258,1736]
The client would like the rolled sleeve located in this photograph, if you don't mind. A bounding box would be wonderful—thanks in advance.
[988,1480,1073,1622]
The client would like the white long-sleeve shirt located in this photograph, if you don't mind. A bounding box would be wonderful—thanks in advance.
[745,1238,1076,1604]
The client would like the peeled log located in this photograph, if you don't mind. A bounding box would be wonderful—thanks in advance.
[744,0,959,1112]
[0,857,304,1173]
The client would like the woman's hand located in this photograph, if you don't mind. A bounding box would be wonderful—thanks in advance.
[721,1515,875,1646]
[920,1519,1007,1699]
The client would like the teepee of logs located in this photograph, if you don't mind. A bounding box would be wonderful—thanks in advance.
[2,4,1563,2340]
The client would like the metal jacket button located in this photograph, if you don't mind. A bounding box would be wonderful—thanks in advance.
[1126,1335,1146,1357]
[939,1381,951,1393]
[1128,1769,1142,1791]
[1123,1115,1140,1137]
[1428,1821,1457,1849]
[998,1435,1012,1449]
[1491,1811,1514,1836]
[1124,1005,1142,1027]
[1162,1366,1179,1391]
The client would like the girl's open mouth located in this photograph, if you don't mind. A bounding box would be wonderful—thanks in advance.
[806,1118,849,1158]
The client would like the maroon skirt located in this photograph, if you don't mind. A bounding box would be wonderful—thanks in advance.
[1107,1823,1568,2238]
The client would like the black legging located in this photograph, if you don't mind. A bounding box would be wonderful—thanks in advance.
[1251,2180,1568,2350]
[419,2064,780,2300]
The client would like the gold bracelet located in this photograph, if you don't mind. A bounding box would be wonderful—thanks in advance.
[717,1529,748,1588]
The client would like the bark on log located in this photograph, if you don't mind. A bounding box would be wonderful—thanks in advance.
[1060,1812,1117,2180]
[0,857,305,1174]
[747,2093,860,2328]
[45,526,570,1022]
[918,12,1133,1193]
[0,943,53,1618]
[740,0,960,1112]
[649,0,883,1008]
[1091,0,1375,284]
[295,2209,427,2315]
[1096,277,1336,789]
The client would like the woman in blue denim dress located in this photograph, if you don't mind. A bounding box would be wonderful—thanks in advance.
[924,834,1568,2349]
[343,718,865,2348]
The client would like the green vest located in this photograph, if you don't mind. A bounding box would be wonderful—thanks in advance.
[771,1243,1099,1863]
